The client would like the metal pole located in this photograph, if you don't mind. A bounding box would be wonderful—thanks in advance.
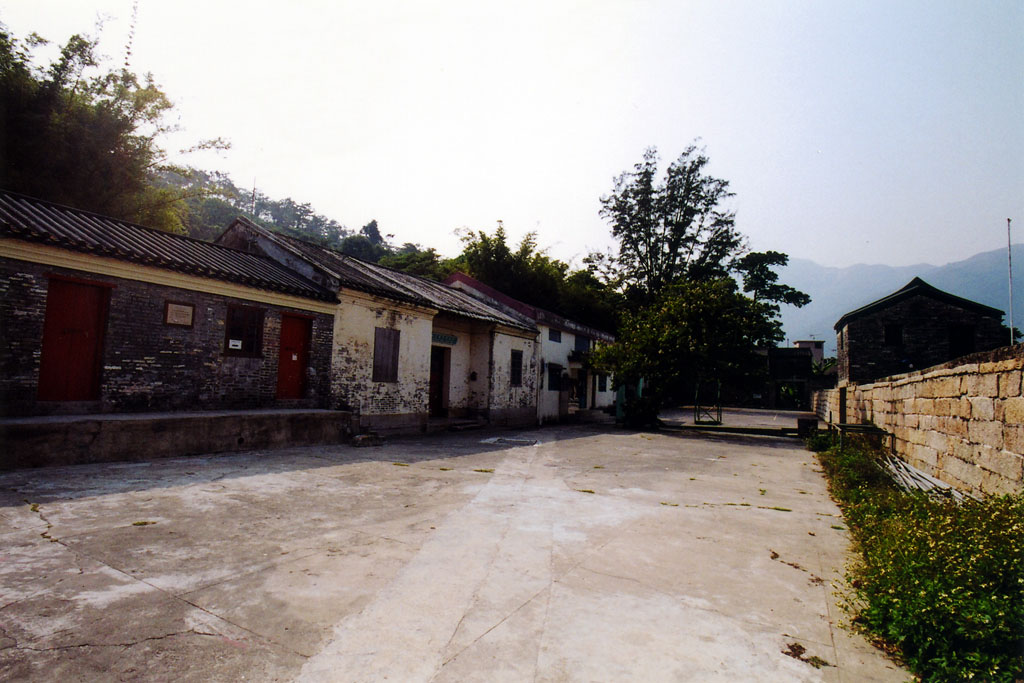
[1009,218,1015,345]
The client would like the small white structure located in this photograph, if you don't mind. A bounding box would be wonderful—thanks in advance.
[446,273,615,423]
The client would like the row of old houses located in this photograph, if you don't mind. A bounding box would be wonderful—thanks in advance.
[0,190,614,432]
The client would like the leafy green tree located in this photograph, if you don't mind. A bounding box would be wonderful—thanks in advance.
[0,26,219,233]
[735,250,810,307]
[592,278,781,426]
[599,144,743,300]
[379,244,455,280]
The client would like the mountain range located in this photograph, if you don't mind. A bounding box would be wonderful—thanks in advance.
[777,244,1022,356]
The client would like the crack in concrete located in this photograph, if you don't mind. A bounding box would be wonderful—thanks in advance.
[10,627,219,653]
[14,509,311,661]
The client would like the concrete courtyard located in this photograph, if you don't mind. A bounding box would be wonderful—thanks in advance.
[0,423,906,681]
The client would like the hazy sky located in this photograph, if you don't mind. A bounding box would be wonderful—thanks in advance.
[4,1,1022,268]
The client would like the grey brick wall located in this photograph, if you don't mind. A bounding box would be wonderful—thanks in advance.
[0,259,334,415]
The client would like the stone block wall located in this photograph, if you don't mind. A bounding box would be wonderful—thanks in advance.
[0,260,334,416]
[814,344,1024,496]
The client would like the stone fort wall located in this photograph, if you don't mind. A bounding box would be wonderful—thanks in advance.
[813,344,1023,497]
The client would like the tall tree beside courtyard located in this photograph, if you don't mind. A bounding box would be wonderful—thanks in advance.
[0,26,222,233]
[593,144,809,424]
[599,144,744,301]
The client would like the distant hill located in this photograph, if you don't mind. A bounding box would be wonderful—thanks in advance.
[777,245,1022,355]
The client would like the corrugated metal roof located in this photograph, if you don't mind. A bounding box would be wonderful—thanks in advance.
[0,191,336,302]
[269,233,536,331]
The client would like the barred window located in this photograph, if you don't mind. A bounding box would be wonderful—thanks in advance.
[510,349,523,387]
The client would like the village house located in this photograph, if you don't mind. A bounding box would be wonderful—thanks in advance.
[444,272,616,423]
[0,190,338,418]
[216,220,540,432]
[835,277,1007,384]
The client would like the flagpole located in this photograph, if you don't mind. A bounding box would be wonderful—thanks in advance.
[1009,218,1015,345]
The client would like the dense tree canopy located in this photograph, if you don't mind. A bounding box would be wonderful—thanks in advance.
[599,145,743,301]
[0,26,221,233]
[592,278,783,425]
[593,145,810,423]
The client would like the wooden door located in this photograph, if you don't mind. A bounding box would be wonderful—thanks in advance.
[276,315,311,399]
[38,279,109,401]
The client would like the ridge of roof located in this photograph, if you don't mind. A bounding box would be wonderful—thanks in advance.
[231,221,535,331]
[0,190,336,302]
[834,277,1003,330]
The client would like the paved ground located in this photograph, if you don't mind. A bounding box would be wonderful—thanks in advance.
[0,423,906,681]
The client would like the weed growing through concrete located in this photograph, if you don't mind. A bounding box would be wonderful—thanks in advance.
[576,489,595,494]
[29,503,39,512]
[439,467,452,471]
[392,462,410,467]
[831,525,845,530]
[660,502,679,507]
[759,489,766,495]
[473,468,494,473]
[593,465,605,469]
[132,521,156,526]
[783,641,831,669]
[759,506,792,512]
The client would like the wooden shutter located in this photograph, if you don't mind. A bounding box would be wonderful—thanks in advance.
[373,327,400,382]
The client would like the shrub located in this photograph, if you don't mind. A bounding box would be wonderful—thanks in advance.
[817,442,1024,682]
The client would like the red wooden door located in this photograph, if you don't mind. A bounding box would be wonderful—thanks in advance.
[276,315,311,399]
[38,279,109,401]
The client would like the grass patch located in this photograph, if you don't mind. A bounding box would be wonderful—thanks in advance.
[473,468,494,473]
[29,503,39,513]
[816,438,1024,682]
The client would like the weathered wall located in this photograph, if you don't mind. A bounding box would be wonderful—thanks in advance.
[330,291,433,430]
[0,260,333,416]
[814,345,1024,496]
[488,329,538,426]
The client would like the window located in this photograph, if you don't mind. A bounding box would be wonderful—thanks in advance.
[548,328,561,343]
[373,327,400,382]
[949,324,975,358]
[598,374,607,392]
[574,335,591,353]
[547,363,562,391]
[510,349,523,387]
[884,324,903,346]
[224,305,264,356]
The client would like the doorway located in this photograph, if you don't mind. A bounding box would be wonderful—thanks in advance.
[429,345,449,417]
[276,315,312,399]
[38,278,111,401]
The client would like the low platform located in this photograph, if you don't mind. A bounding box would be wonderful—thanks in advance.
[0,408,357,470]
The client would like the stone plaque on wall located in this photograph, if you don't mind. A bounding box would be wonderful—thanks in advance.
[164,301,194,327]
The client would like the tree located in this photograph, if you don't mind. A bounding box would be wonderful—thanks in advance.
[379,244,454,281]
[735,250,811,307]
[592,278,781,426]
[599,144,743,300]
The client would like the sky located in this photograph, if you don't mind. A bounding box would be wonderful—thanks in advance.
[3,1,1022,269]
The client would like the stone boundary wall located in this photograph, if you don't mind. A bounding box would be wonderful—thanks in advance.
[813,344,1024,497]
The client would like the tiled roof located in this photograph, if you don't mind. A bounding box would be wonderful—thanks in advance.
[0,191,335,302]
[265,231,536,331]
[445,272,615,342]
[835,277,1003,330]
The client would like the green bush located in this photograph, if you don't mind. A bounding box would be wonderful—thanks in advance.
[804,430,833,452]
[817,443,1024,682]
